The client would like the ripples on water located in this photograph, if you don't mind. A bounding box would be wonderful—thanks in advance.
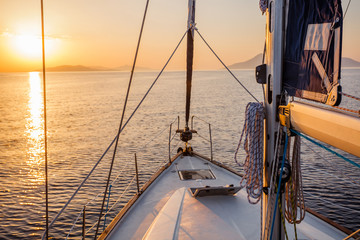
[0,70,359,239]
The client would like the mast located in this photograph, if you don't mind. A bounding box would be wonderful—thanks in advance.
[178,0,196,146]
[185,0,195,128]
[262,0,286,239]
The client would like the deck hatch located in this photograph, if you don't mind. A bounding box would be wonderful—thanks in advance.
[190,185,241,197]
[178,169,215,180]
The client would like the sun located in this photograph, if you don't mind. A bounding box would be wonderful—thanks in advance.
[14,35,42,57]
[13,34,56,59]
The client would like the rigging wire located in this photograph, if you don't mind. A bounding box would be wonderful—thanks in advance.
[85,136,180,236]
[332,106,359,115]
[66,207,84,240]
[65,149,131,239]
[302,140,360,186]
[278,198,289,240]
[195,29,260,103]
[262,123,282,240]
[114,29,187,135]
[68,129,191,238]
[94,0,151,237]
[43,136,116,238]
[94,18,188,232]
[86,136,182,237]
[138,116,178,150]
[40,0,49,239]
[343,0,352,19]
[305,192,360,213]
[284,83,359,114]
[269,133,289,240]
[86,174,137,236]
[342,92,360,101]
[290,129,360,169]
[42,29,188,235]
[262,92,286,239]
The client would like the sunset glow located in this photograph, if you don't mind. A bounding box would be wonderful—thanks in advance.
[14,35,42,58]
[25,72,45,183]
[13,34,57,59]
[0,0,359,72]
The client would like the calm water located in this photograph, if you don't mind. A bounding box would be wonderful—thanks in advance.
[0,70,359,239]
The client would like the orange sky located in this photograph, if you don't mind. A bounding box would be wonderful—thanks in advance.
[0,0,359,72]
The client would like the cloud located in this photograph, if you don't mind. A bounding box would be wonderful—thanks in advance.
[48,34,72,40]
[0,31,14,38]
[0,30,70,41]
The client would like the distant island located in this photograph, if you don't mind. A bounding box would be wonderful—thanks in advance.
[35,56,360,72]
[228,54,360,69]
[228,54,263,69]
[341,57,360,68]
[37,65,152,72]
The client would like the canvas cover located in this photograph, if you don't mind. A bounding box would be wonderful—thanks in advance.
[283,0,343,106]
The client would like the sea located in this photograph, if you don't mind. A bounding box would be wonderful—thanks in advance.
[0,69,359,239]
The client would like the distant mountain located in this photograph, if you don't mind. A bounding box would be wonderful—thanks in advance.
[112,65,152,71]
[34,56,360,72]
[342,57,360,68]
[44,65,98,72]
[228,54,263,69]
[229,55,360,69]
[40,65,152,72]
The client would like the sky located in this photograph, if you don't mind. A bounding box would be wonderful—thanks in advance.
[0,0,359,72]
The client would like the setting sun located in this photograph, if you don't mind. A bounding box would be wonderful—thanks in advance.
[12,34,57,59]
[14,35,42,58]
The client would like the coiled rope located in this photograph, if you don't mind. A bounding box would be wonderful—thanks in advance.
[235,102,265,204]
[285,135,306,224]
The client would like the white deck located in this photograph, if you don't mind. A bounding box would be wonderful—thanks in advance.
[105,155,350,240]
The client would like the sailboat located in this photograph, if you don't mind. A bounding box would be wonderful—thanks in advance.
[89,0,359,239]
[41,0,360,239]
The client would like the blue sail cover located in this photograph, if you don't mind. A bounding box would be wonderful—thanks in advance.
[283,0,343,106]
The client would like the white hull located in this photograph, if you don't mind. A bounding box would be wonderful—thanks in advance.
[100,153,350,239]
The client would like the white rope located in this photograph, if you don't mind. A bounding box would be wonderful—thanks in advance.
[85,144,180,236]
[85,174,137,235]
[235,102,265,204]
[137,116,178,151]
[65,208,84,239]
[43,135,118,240]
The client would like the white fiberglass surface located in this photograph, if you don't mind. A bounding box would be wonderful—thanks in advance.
[106,155,349,240]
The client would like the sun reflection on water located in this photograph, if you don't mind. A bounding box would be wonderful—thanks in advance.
[25,72,45,183]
